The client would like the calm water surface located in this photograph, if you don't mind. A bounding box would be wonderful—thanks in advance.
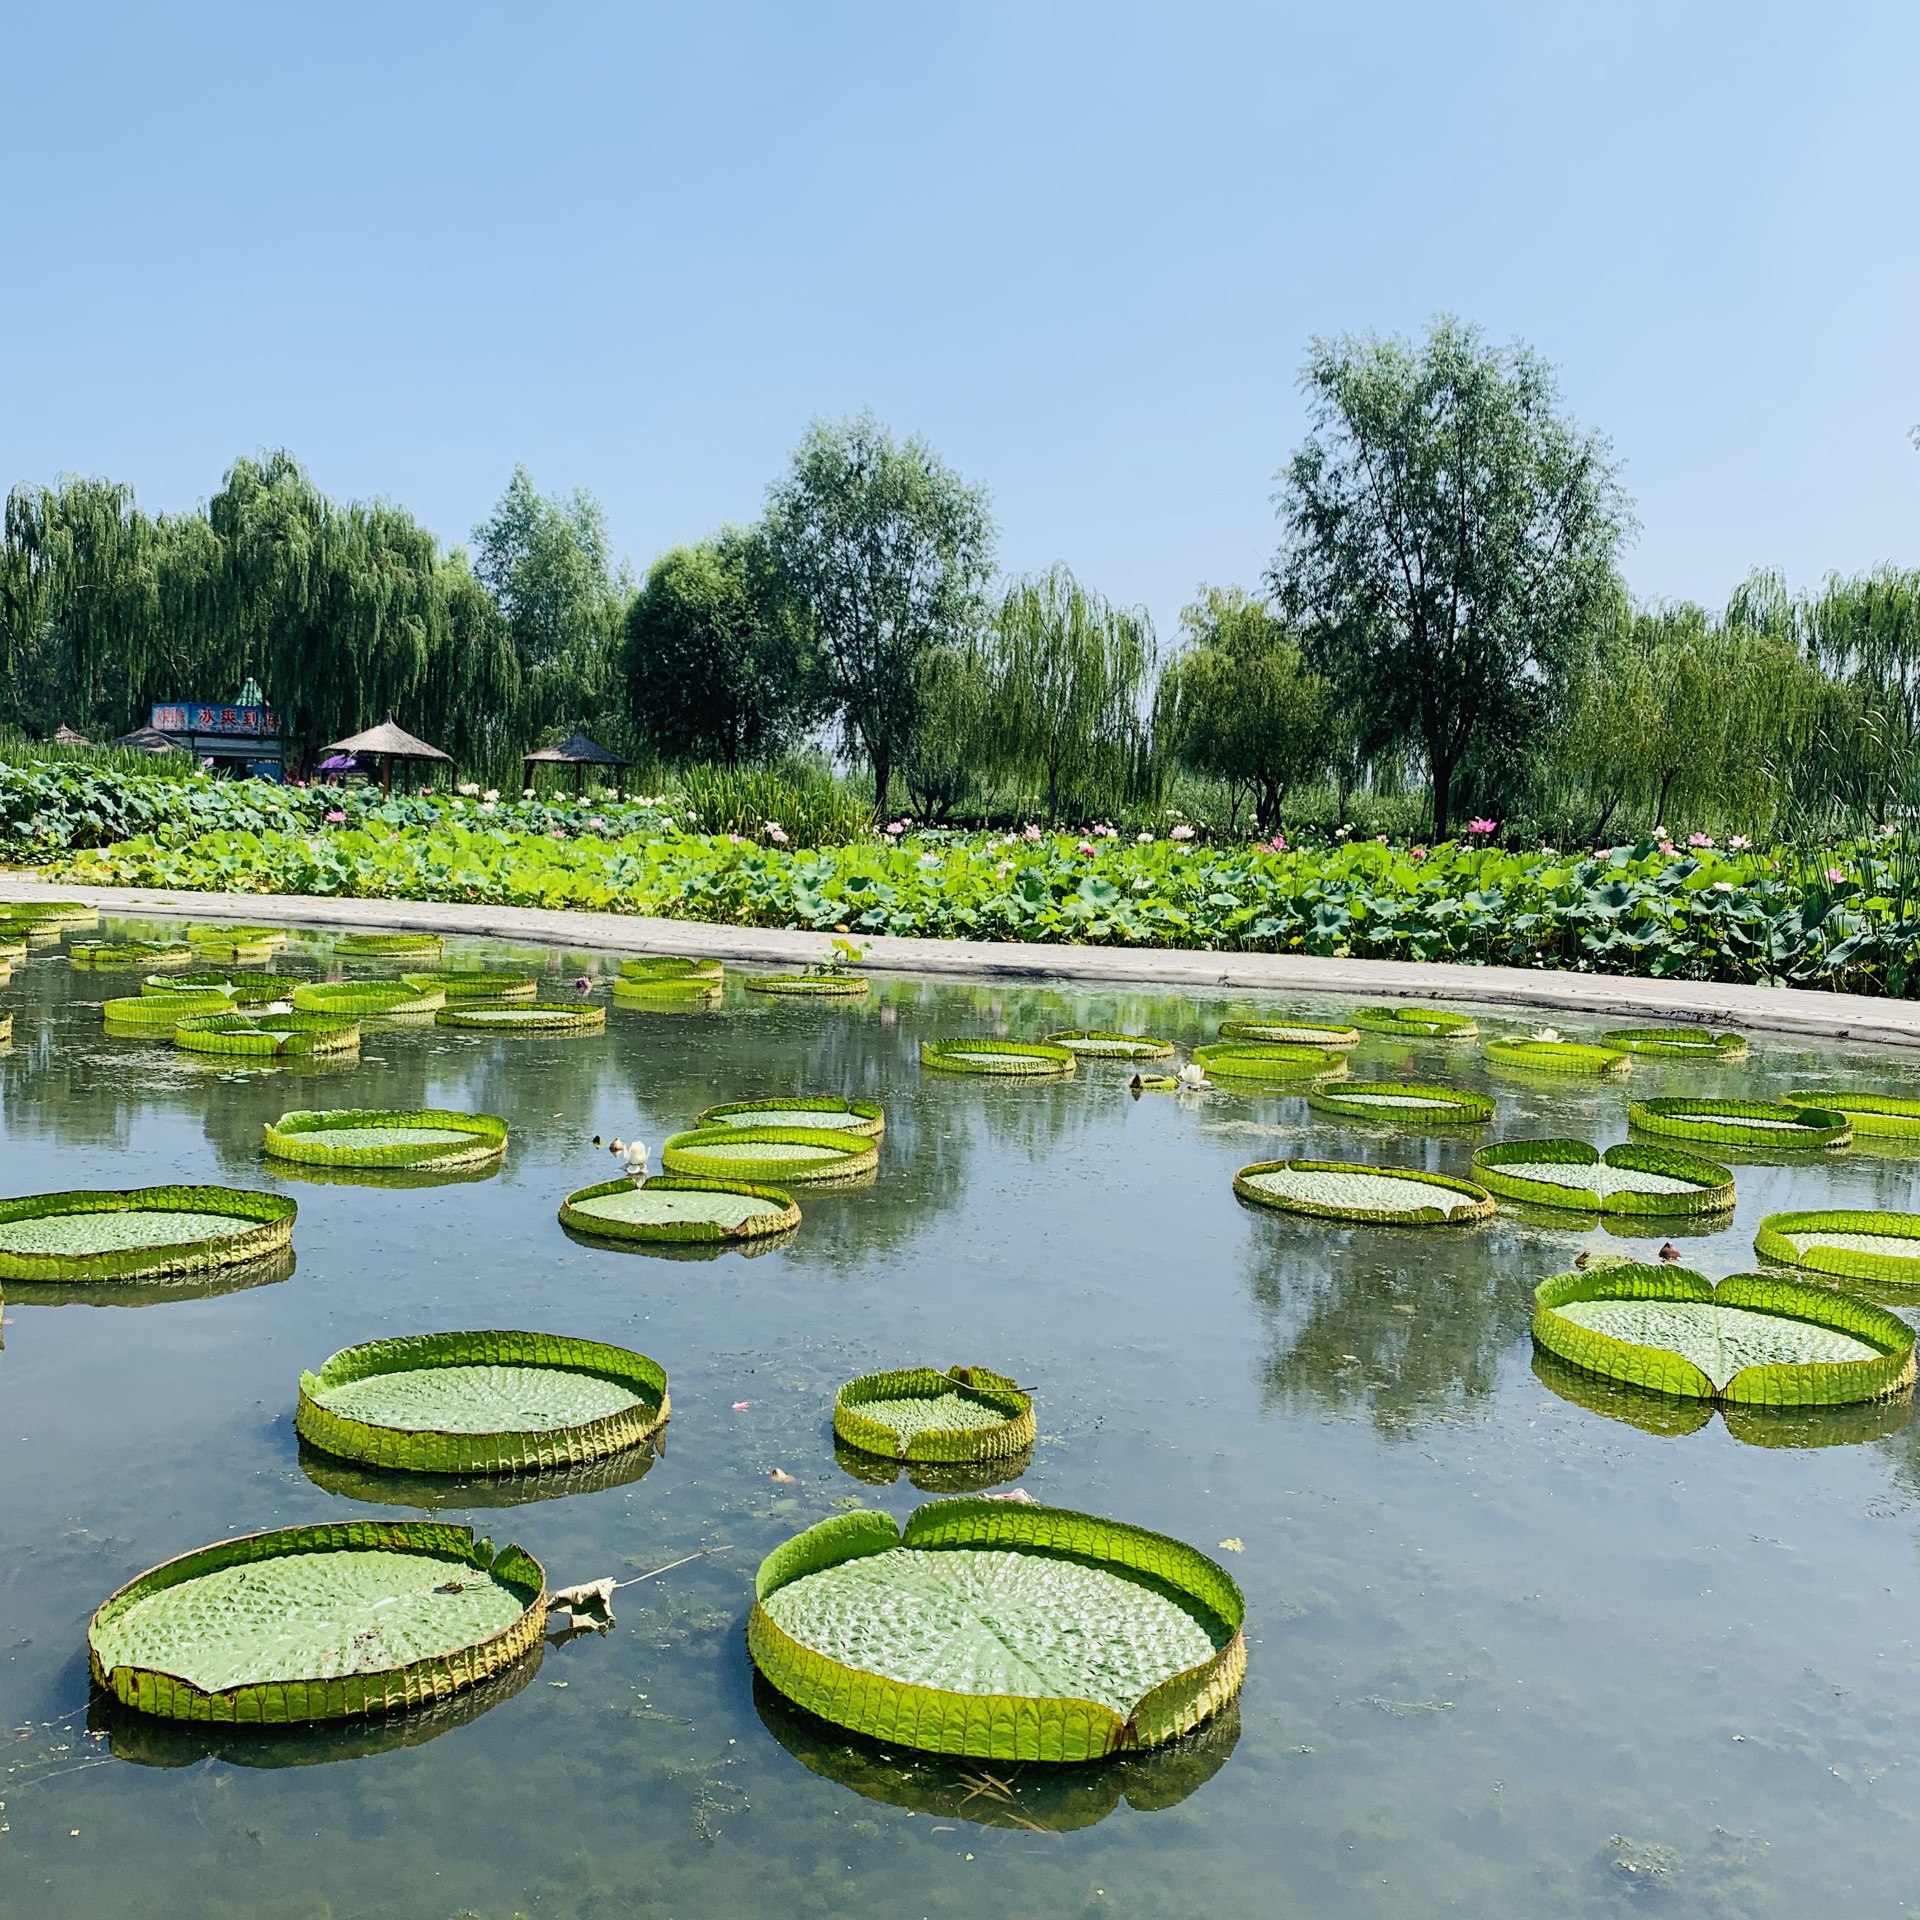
[4,924,1920,1919]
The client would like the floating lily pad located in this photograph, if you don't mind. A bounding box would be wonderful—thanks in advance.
[1753,1209,1920,1285]
[173,1010,362,1058]
[1306,1082,1494,1126]
[188,926,288,961]
[1605,1025,1747,1058]
[434,1002,605,1033]
[143,971,302,1006]
[88,1520,546,1723]
[1628,1098,1850,1149]
[661,1124,879,1183]
[103,990,237,1032]
[297,1330,669,1475]
[8,901,100,928]
[336,932,444,959]
[1781,1091,1920,1139]
[1471,1139,1734,1215]
[70,940,193,970]
[263,1108,507,1170]
[400,970,538,1003]
[1218,1017,1362,1047]
[1233,1159,1494,1223]
[1191,1043,1348,1084]
[292,982,446,1019]
[1043,1030,1176,1059]
[612,956,724,1004]
[559,1173,801,1245]
[748,1500,1246,1761]
[697,1095,885,1137]
[619,954,724,983]
[834,1365,1035,1465]
[1532,1263,1914,1404]
[921,1039,1076,1077]
[1485,1039,1630,1076]
[0,1185,296,1282]
[743,972,870,998]
[1353,1006,1478,1039]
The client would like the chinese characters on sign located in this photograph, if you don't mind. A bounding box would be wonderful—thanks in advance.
[150,703,279,737]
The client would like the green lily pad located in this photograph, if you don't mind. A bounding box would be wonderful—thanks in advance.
[661,1124,878,1183]
[921,1039,1076,1077]
[1629,1098,1851,1149]
[1352,1006,1478,1039]
[1306,1082,1493,1125]
[696,1095,885,1137]
[834,1365,1034,1464]
[0,1184,296,1283]
[264,1108,507,1170]
[1218,1017,1362,1047]
[1471,1140,1734,1215]
[1485,1039,1630,1076]
[1754,1209,1920,1285]
[1605,1025,1747,1058]
[1192,1043,1348,1083]
[559,1173,801,1244]
[1043,1030,1177,1059]
[1781,1091,1920,1138]
[434,1002,605,1032]
[1233,1159,1494,1223]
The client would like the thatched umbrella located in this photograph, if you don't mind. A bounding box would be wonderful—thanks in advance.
[113,725,187,755]
[321,719,452,798]
[521,732,629,799]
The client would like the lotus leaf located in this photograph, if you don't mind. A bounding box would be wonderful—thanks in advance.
[1628,1098,1850,1149]
[0,1184,295,1282]
[263,1108,507,1170]
[1218,1017,1361,1047]
[434,1002,605,1033]
[697,1095,885,1137]
[1042,1030,1177,1059]
[1353,1006,1478,1038]
[1485,1038,1630,1076]
[559,1173,801,1243]
[921,1039,1076,1077]
[88,1520,546,1722]
[835,1365,1035,1464]
[1306,1082,1494,1125]
[1471,1139,1735,1215]
[1532,1264,1915,1405]
[1606,1025,1747,1058]
[1233,1159,1494,1223]
[661,1124,878,1183]
[1781,1091,1920,1138]
[1191,1042,1348,1083]
[1753,1209,1920,1285]
[748,1499,1245,1760]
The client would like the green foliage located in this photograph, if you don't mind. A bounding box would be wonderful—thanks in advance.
[1042,1031,1175,1059]
[833,1365,1034,1464]
[673,761,872,847]
[1274,318,1627,836]
[1193,1042,1346,1082]
[0,1183,296,1282]
[659,1124,878,1183]
[920,1039,1076,1077]
[434,1002,604,1032]
[1484,1038,1629,1076]
[262,1107,507,1168]
[1627,1097,1851,1149]
[1470,1139,1735,1214]
[558,1173,801,1245]
[173,1010,361,1057]
[1234,1159,1495,1222]
[696,1095,884,1135]
[1754,1208,1920,1283]
[1305,1082,1493,1125]
[1780,1091,1920,1137]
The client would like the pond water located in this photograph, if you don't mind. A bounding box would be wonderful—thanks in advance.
[5,924,1920,1920]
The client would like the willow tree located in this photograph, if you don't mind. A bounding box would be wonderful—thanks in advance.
[1273,319,1627,838]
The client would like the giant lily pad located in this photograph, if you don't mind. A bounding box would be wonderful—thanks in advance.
[1353,1006,1477,1039]
[188,926,288,962]
[1306,1082,1493,1126]
[1043,1030,1176,1059]
[88,1519,546,1723]
[1485,1038,1630,1076]
[661,1124,878,1183]
[263,1108,507,1170]
[921,1039,1076,1077]
[297,1329,669,1475]
[697,1095,885,1137]
[401,969,538,1003]
[834,1365,1034,1465]
[9,900,99,928]
[613,956,724,1005]
[434,1002,605,1033]
[144,971,302,1007]
[70,940,192,970]
[1471,1139,1734,1215]
[336,932,444,959]
[1605,1025,1747,1058]
[292,981,445,1019]
[1781,1091,1920,1139]
[104,990,236,1031]
[1218,1017,1361,1048]
[744,972,870,998]
[1532,1263,1914,1405]
[748,1499,1246,1761]
[1753,1209,1920,1286]
[559,1173,801,1245]
[173,1010,361,1058]
[1191,1043,1348,1084]
[0,1185,295,1282]
[1628,1098,1850,1150]
[1234,1159,1494,1223]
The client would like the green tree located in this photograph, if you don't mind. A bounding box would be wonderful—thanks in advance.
[761,412,994,818]
[1273,318,1628,838]
[986,566,1156,820]
[899,639,993,823]
[1161,586,1330,831]
[621,530,817,767]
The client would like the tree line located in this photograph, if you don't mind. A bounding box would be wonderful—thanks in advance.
[6,319,1918,841]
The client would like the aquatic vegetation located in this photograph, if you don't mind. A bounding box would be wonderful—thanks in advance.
[660,1123,878,1183]
[696,1095,885,1137]
[401,969,538,1002]
[1628,1097,1851,1149]
[1780,1091,1920,1138]
[297,1330,669,1474]
[834,1365,1035,1465]
[1234,1159,1495,1223]
[1605,1026,1747,1058]
[292,981,446,1018]
[0,1184,296,1282]
[336,931,444,959]
[1484,1038,1630,1076]
[747,1499,1245,1760]
[263,1108,507,1170]
[88,1520,546,1722]
[921,1038,1076,1077]
[69,940,192,969]
[1044,1030,1177,1059]
[1753,1209,1920,1285]
[1353,1006,1478,1039]
[187,925,288,961]
[173,1010,361,1057]
[1532,1262,1915,1405]
[1191,1042,1347,1083]
[143,970,302,1006]
[103,989,236,1030]
[559,1173,801,1245]
[1305,1081,1494,1125]
[1218,1017,1362,1047]
[613,955,724,1005]
[1471,1139,1735,1215]
[434,1002,605,1033]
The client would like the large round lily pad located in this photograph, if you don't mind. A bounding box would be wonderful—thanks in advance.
[1485,1038,1630,1076]
[1306,1082,1494,1126]
[613,956,724,1005]
[1234,1159,1494,1223]
[88,1519,546,1723]
[559,1173,801,1245]
[1628,1098,1850,1150]
[743,972,870,998]
[1753,1209,1920,1286]
[1532,1263,1914,1405]
[661,1124,878,1183]
[296,1329,669,1475]
[293,982,445,1019]
[1218,1017,1361,1048]
[104,990,237,1031]
[1353,1006,1477,1039]
[401,970,538,1003]
[1781,1091,1920,1139]
[434,1002,606,1033]
[921,1039,1076,1077]
[834,1365,1035,1465]
[697,1095,885,1137]
[173,1011,361,1058]
[0,1185,296,1282]
[70,940,192,970]
[336,932,444,959]
[188,926,289,961]
[1192,1043,1348,1084]
[1042,1030,1176,1059]
[1471,1139,1734,1215]
[9,901,99,928]
[264,1108,507,1170]
[144,971,302,1007]
[1605,1025,1747,1058]
[748,1499,1246,1761]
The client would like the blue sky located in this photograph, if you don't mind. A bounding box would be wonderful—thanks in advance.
[3,2,1915,641]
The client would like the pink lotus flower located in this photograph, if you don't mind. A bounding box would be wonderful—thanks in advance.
[1658,841,1675,855]
[1467,818,1497,835]
[549,828,567,840]
[1411,847,1427,860]
[1729,834,1751,851]
[1077,840,1095,855]
[324,809,346,824]
[1022,824,1043,842]
[1688,832,1713,848]
[1169,824,1195,842]
[885,821,904,837]
[1268,833,1287,852]
[1827,866,1847,883]
[765,822,789,845]
[586,816,605,831]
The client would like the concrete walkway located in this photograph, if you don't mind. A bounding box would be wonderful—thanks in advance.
[6,871,1917,1046]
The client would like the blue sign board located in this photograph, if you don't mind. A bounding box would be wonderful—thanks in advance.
[151,702,279,738]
